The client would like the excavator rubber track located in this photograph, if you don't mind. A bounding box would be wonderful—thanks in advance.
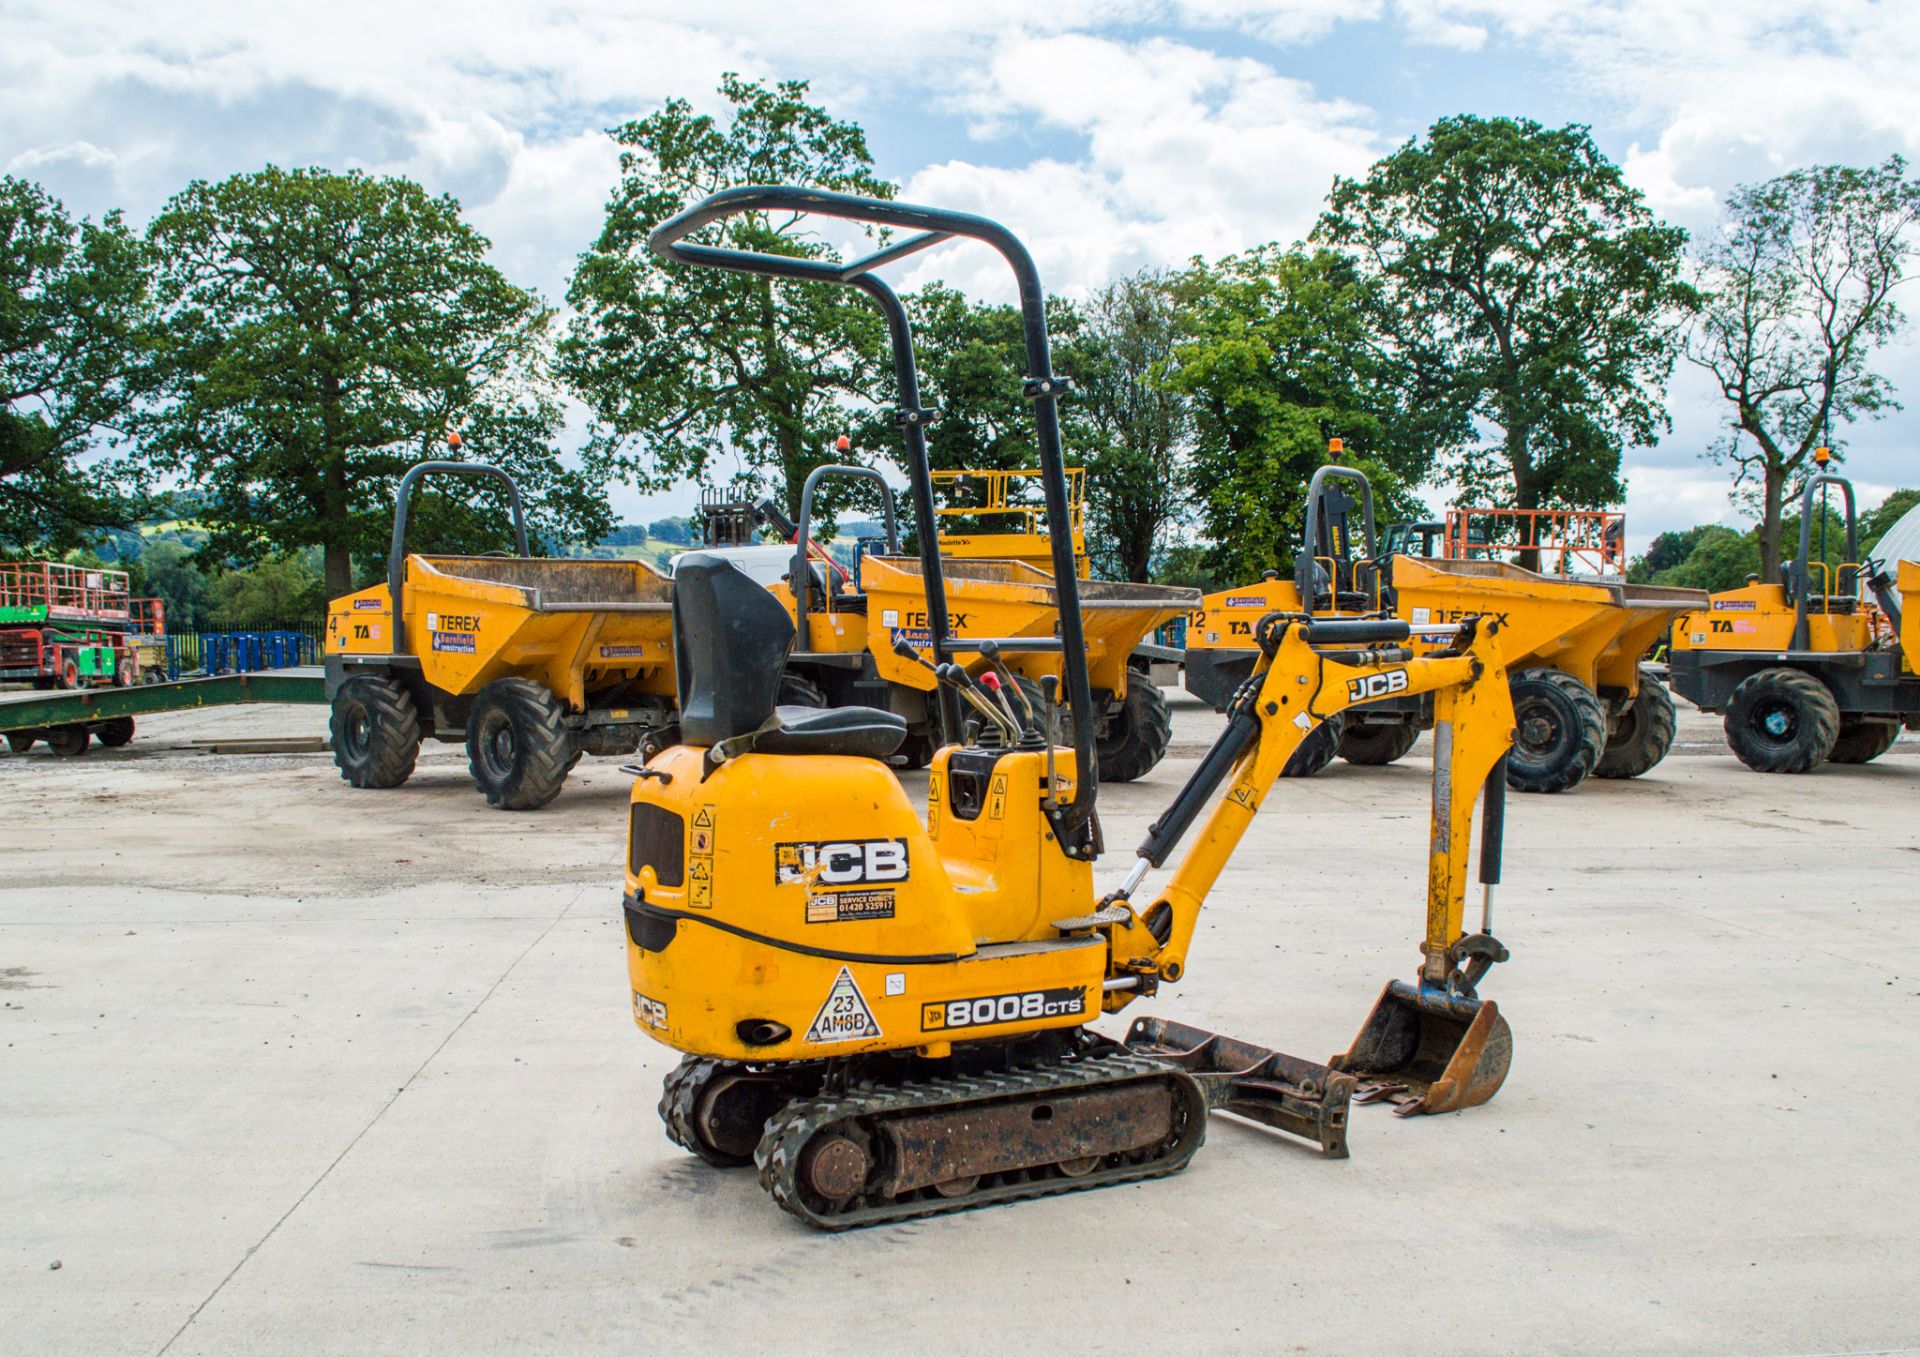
[660,1056,750,1167]
[753,1047,1207,1231]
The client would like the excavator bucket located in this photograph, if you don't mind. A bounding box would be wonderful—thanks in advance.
[1332,980,1512,1117]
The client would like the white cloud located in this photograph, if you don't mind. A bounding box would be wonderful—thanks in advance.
[905,33,1381,298]
[1412,1,1920,224]
[4,0,1918,525]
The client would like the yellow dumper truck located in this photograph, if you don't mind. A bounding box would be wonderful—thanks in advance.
[1184,465,1705,792]
[1669,456,1919,771]
[700,463,1197,780]
[325,462,675,809]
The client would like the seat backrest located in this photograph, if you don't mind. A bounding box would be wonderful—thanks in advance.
[673,552,795,746]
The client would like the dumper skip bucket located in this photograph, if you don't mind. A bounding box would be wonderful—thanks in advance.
[1332,980,1511,1117]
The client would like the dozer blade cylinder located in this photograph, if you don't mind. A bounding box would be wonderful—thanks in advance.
[1125,1016,1355,1158]
[1332,980,1512,1117]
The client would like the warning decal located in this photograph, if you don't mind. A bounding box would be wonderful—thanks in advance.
[805,967,882,1044]
[688,807,715,909]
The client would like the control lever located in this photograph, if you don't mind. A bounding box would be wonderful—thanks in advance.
[892,637,1014,744]
[1039,674,1062,809]
[978,670,1025,734]
[976,639,1036,729]
[938,663,1019,744]
[892,634,939,674]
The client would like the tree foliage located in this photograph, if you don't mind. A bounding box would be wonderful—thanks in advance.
[1317,116,1694,535]
[563,75,893,521]
[1075,272,1191,582]
[139,538,211,630]
[207,552,327,628]
[1,176,153,551]
[140,166,602,598]
[1688,156,1920,581]
[1172,246,1449,583]
[1864,488,1919,557]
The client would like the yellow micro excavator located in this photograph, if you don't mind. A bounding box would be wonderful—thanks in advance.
[619,186,1521,1229]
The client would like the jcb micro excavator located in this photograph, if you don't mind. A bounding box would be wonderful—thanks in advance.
[621,187,1520,1229]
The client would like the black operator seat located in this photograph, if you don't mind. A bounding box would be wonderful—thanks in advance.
[672,552,904,759]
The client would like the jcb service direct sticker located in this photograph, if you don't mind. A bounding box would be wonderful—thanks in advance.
[922,986,1088,1032]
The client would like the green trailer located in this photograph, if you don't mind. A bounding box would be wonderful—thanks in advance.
[0,669,327,756]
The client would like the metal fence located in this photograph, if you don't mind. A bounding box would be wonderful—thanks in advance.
[158,622,324,679]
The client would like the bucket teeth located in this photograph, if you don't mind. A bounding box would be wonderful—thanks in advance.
[1332,979,1512,1116]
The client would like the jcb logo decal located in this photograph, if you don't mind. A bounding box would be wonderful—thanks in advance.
[1348,668,1410,703]
[775,839,909,886]
[922,987,1088,1031]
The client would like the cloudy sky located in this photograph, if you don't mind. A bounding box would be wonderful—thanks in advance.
[5,0,1917,546]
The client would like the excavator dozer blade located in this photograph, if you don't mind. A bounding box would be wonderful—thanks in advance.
[1125,1016,1355,1158]
[1331,980,1511,1117]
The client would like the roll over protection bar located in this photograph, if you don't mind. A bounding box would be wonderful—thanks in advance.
[387,460,529,654]
[649,186,1103,857]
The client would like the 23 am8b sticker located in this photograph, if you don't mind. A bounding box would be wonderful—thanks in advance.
[805,967,882,1044]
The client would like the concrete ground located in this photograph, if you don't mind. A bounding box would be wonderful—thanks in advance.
[3,693,1918,1356]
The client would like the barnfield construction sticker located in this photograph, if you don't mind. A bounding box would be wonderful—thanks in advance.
[805,967,882,1044]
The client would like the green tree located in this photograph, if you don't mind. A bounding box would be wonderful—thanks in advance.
[1076,271,1191,582]
[1649,525,1761,593]
[1317,116,1694,553]
[1,176,153,551]
[1864,487,1919,556]
[854,283,1089,477]
[563,75,893,520]
[140,166,604,598]
[207,553,326,628]
[1629,524,1718,583]
[139,538,211,630]
[1172,246,1452,583]
[1688,157,1920,582]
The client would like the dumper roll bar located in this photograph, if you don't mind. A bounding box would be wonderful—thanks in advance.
[1790,471,1859,650]
[388,460,529,654]
[790,464,900,636]
[649,185,1102,856]
[1296,465,1377,611]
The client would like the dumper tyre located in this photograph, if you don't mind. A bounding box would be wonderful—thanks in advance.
[1281,713,1345,778]
[1338,720,1419,766]
[93,717,136,748]
[1095,678,1172,782]
[5,732,36,753]
[1724,668,1839,774]
[776,672,827,708]
[1825,716,1898,765]
[1506,668,1605,794]
[467,678,571,810]
[1593,670,1677,780]
[331,673,421,789]
[44,724,90,756]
